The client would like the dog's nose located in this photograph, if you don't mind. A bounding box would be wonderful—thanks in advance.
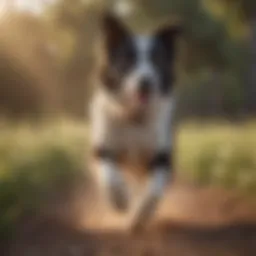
[138,78,152,96]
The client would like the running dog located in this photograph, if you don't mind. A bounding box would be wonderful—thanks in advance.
[89,12,181,231]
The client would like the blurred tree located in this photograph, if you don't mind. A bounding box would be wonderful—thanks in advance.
[243,0,256,115]
[0,11,60,119]
[42,0,253,120]
[43,0,104,118]
[0,0,253,120]
[202,0,256,116]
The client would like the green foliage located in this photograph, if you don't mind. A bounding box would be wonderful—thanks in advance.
[0,121,88,240]
[177,122,256,192]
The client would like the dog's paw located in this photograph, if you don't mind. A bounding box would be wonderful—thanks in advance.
[97,161,130,212]
[127,171,168,232]
[128,192,159,232]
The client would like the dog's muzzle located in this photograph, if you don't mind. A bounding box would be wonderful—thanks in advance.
[137,78,152,104]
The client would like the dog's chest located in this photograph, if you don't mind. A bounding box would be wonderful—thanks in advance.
[114,121,156,161]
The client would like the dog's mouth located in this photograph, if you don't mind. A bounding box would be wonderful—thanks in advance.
[132,88,152,107]
[126,94,151,123]
[121,89,152,122]
[137,92,150,104]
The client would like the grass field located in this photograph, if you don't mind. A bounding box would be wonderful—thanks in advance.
[177,121,256,192]
[0,120,255,240]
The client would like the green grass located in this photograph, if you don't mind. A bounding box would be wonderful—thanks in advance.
[177,121,256,192]
[0,120,89,239]
[0,120,256,240]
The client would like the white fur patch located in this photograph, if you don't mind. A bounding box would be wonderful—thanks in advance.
[148,168,170,197]
[98,159,118,188]
[155,96,174,150]
[90,92,174,164]
[97,159,129,211]
[124,35,159,96]
[128,169,170,231]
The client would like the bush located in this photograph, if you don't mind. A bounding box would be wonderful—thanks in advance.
[177,121,256,193]
[0,121,88,240]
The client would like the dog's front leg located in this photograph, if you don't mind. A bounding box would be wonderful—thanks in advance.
[129,152,171,231]
[95,148,130,212]
[128,99,173,231]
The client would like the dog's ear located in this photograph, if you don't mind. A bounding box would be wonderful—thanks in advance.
[155,25,182,48]
[101,12,130,52]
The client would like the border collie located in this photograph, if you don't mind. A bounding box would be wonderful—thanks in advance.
[89,12,181,231]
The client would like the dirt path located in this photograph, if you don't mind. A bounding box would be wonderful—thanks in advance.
[7,182,256,256]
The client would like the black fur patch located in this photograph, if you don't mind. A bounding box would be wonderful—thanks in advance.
[149,151,172,171]
[100,13,181,95]
[93,147,115,160]
[100,13,136,92]
[101,38,137,91]
[151,26,181,94]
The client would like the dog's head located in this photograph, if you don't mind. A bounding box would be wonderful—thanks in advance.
[99,12,181,114]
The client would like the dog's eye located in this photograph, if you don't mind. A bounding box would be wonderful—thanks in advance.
[129,49,136,60]
[124,47,136,62]
[151,51,160,64]
[151,48,168,67]
[118,48,136,70]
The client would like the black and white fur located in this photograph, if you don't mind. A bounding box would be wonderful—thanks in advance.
[90,13,181,231]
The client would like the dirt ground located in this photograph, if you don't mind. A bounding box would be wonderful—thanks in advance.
[6,181,256,256]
